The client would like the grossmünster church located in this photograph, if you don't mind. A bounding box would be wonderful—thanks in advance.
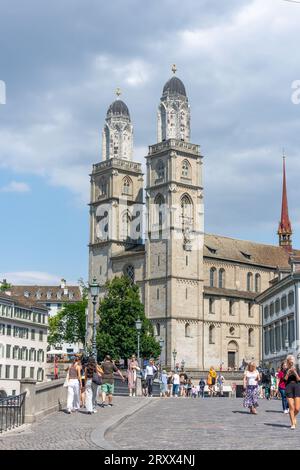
[88,66,297,371]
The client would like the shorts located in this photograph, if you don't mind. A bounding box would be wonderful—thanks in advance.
[285,382,300,399]
[101,383,114,395]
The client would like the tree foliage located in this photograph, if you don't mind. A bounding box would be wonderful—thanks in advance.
[96,276,160,361]
[48,298,87,347]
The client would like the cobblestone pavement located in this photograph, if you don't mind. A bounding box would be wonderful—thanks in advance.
[108,397,300,450]
[0,397,145,450]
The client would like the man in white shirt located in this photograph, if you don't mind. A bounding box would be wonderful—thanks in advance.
[145,359,157,397]
[172,371,180,397]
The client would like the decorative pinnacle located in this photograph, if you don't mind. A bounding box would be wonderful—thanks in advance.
[282,148,286,160]
[171,64,177,74]
[115,87,122,97]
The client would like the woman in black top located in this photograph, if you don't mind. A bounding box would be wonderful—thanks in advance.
[284,355,300,429]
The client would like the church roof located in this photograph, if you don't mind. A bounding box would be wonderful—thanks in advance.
[204,233,300,268]
[107,100,130,118]
[163,76,186,97]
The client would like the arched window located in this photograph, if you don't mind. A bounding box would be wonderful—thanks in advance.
[181,194,193,231]
[154,194,165,235]
[124,265,135,283]
[219,269,225,288]
[156,160,165,180]
[122,176,132,196]
[121,211,131,240]
[209,325,215,344]
[182,160,191,178]
[247,273,253,292]
[99,177,107,197]
[255,274,261,293]
[210,267,216,287]
[288,291,295,307]
[248,328,254,347]
[156,323,161,336]
[185,323,191,337]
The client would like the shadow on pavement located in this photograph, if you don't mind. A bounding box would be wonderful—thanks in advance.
[263,423,291,428]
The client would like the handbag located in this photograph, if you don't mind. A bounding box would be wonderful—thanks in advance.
[92,372,102,385]
[63,372,69,387]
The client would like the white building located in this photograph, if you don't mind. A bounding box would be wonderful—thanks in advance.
[4,279,83,354]
[0,292,49,396]
[257,256,300,369]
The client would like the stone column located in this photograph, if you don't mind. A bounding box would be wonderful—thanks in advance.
[20,378,37,424]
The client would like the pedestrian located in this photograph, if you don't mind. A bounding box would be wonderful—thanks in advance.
[84,357,102,414]
[167,371,173,397]
[187,378,193,397]
[80,357,87,408]
[261,369,272,400]
[100,355,125,407]
[217,373,225,397]
[66,357,82,414]
[160,369,168,397]
[207,367,217,397]
[199,378,206,398]
[172,370,180,397]
[277,361,289,414]
[243,361,260,414]
[179,373,187,397]
[127,354,140,397]
[191,384,197,398]
[145,358,157,397]
[284,355,300,429]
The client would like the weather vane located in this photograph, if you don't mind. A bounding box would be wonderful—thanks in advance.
[171,64,177,74]
[115,87,122,97]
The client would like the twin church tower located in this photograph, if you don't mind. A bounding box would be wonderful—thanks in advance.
[89,66,294,370]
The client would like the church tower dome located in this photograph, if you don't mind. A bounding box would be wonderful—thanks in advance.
[102,89,133,161]
[157,65,190,143]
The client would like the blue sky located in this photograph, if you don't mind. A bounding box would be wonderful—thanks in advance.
[0,0,300,284]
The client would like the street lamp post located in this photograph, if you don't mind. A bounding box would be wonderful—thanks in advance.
[172,349,177,371]
[181,359,185,372]
[89,278,100,359]
[135,317,142,366]
[159,338,164,374]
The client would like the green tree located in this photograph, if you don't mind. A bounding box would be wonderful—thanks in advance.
[96,276,160,361]
[0,280,12,292]
[48,298,88,347]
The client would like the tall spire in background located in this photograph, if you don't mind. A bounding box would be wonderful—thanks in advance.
[278,152,292,251]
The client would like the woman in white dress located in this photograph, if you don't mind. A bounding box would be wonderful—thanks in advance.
[243,362,260,414]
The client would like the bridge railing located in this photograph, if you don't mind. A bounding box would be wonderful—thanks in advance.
[0,392,26,433]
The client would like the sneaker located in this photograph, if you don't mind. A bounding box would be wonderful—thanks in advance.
[66,409,71,414]
[108,403,113,407]
[291,425,296,430]
[284,409,289,414]
[99,402,106,407]
[93,409,97,413]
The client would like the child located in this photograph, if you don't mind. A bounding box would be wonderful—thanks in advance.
[191,385,197,398]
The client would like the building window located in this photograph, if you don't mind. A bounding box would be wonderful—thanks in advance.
[99,177,107,197]
[210,268,216,288]
[218,269,225,289]
[21,366,26,379]
[275,323,281,351]
[158,256,160,267]
[209,325,215,344]
[6,344,11,359]
[30,367,34,379]
[31,329,35,340]
[248,303,253,318]
[186,288,188,300]
[157,289,159,300]
[156,160,165,180]
[288,318,295,347]
[121,211,131,240]
[209,298,215,314]
[156,323,160,336]
[275,299,280,314]
[269,328,275,354]
[288,291,295,307]
[181,194,193,233]
[229,300,234,316]
[13,366,18,379]
[6,324,11,336]
[185,323,191,337]
[281,295,287,310]
[39,331,43,342]
[247,273,253,292]
[181,160,191,178]
[255,274,261,293]
[248,328,254,347]
[123,265,135,284]
[186,256,188,266]
[229,326,235,335]
[270,302,274,317]
[5,365,10,379]
[122,176,132,196]
[0,323,5,335]
[264,305,269,319]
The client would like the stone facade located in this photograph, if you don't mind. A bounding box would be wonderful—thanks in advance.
[88,71,299,371]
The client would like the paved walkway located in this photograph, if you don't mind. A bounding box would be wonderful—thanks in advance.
[109,397,300,450]
[0,397,299,450]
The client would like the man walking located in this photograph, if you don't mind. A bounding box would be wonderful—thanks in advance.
[100,355,125,407]
[145,359,157,397]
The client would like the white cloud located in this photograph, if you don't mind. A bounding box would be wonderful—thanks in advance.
[0,181,31,193]
[0,271,77,285]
